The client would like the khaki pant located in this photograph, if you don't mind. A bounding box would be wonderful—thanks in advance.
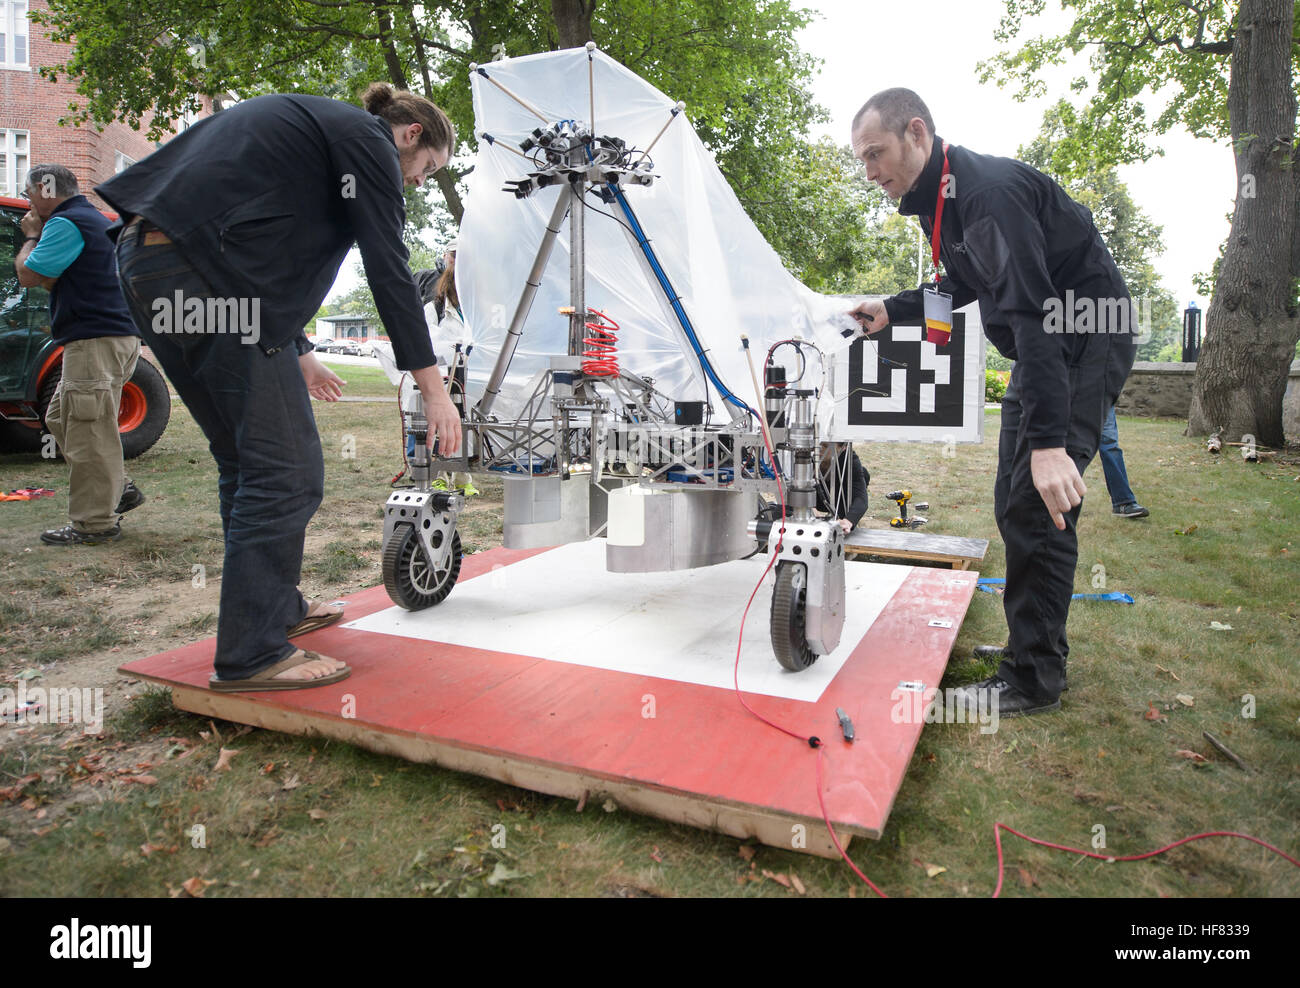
[44,336,140,532]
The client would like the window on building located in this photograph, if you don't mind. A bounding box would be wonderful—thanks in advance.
[0,129,29,196]
[114,151,136,174]
[0,1,29,70]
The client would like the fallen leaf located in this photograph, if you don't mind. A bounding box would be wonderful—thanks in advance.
[1143,702,1167,723]
[281,774,301,791]
[260,762,275,775]
[790,873,807,895]
[213,748,240,772]
[308,809,327,821]
[1175,694,1195,707]
[485,862,523,886]
[123,774,157,786]
[180,876,213,897]
[1017,867,1037,888]
[1155,664,1182,682]
[738,845,757,862]
[924,863,947,878]
[650,846,663,863]
[602,798,617,813]
[1209,621,1233,631]
[369,774,383,787]
[1175,749,1209,763]
[762,869,792,888]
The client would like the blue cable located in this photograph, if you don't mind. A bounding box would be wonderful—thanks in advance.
[607,184,754,423]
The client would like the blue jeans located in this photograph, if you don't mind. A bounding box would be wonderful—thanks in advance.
[115,224,323,680]
[1098,405,1136,508]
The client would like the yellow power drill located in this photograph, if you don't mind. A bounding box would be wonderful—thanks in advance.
[887,490,929,529]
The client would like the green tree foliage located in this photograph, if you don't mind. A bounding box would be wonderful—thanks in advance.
[36,0,876,291]
[1019,100,1181,360]
[979,0,1300,443]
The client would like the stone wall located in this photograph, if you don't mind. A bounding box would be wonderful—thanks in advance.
[1115,361,1300,442]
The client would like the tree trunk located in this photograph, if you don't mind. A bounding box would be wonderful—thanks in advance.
[434,169,465,224]
[1187,0,1300,447]
[550,0,595,48]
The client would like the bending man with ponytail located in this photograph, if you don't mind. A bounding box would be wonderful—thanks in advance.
[98,84,460,691]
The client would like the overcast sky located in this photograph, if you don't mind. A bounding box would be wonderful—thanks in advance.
[327,1,1232,310]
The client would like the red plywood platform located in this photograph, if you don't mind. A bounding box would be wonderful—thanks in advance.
[121,545,978,858]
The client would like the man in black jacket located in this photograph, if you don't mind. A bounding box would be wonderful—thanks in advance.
[97,84,462,692]
[849,89,1136,717]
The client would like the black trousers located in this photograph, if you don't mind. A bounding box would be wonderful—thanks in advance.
[993,327,1135,700]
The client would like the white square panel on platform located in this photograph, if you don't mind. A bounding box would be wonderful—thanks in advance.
[343,539,909,703]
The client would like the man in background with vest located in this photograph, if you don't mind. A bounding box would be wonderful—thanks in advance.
[17,164,143,546]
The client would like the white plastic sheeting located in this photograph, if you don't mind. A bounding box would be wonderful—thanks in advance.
[455,46,865,432]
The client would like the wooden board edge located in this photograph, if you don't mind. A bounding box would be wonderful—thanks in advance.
[168,685,877,859]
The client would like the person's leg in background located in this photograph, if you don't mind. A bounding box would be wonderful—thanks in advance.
[1097,404,1147,517]
[41,334,141,543]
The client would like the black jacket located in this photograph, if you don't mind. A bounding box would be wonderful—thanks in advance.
[884,138,1132,449]
[95,94,436,371]
[816,448,870,529]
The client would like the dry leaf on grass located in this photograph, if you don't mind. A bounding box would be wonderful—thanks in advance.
[1155,664,1181,682]
[790,873,807,895]
[762,869,792,888]
[738,845,757,862]
[1017,867,1038,888]
[1175,749,1209,764]
[1209,621,1233,631]
[1143,702,1167,723]
[1175,694,1194,707]
[308,809,327,821]
[213,748,240,772]
[180,876,213,897]
[650,846,663,863]
[281,774,301,791]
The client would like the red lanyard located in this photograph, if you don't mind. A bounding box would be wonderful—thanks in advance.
[931,142,950,283]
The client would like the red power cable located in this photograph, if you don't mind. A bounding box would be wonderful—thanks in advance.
[991,823,1300,898]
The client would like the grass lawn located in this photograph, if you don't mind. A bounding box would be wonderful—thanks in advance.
[1,387,1297,897]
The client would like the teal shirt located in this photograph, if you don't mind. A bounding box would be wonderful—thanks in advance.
[24,216,85,278]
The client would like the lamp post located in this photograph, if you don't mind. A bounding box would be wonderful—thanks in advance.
[1182,300,1201,363]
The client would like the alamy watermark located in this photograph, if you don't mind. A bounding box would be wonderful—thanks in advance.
[150,291,261,345]
[1,684,104,734]
[890,684,1000,734]
[1042,293,1154,343]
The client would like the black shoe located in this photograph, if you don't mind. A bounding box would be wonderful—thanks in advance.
[1112,502,1149,518]
[115,482,145,514]
[40,523,122,546]
[973,644,1067,690]
[954,675,1060,718]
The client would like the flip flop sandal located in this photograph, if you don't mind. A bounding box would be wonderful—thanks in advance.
[209,649,351,693]
[287,600,345,638]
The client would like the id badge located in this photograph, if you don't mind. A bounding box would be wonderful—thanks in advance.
[923,288,953,346]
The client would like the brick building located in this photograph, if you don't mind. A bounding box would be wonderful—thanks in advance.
[0,0,213,209]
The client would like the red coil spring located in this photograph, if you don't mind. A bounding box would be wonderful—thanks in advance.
[581,309,620,377]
